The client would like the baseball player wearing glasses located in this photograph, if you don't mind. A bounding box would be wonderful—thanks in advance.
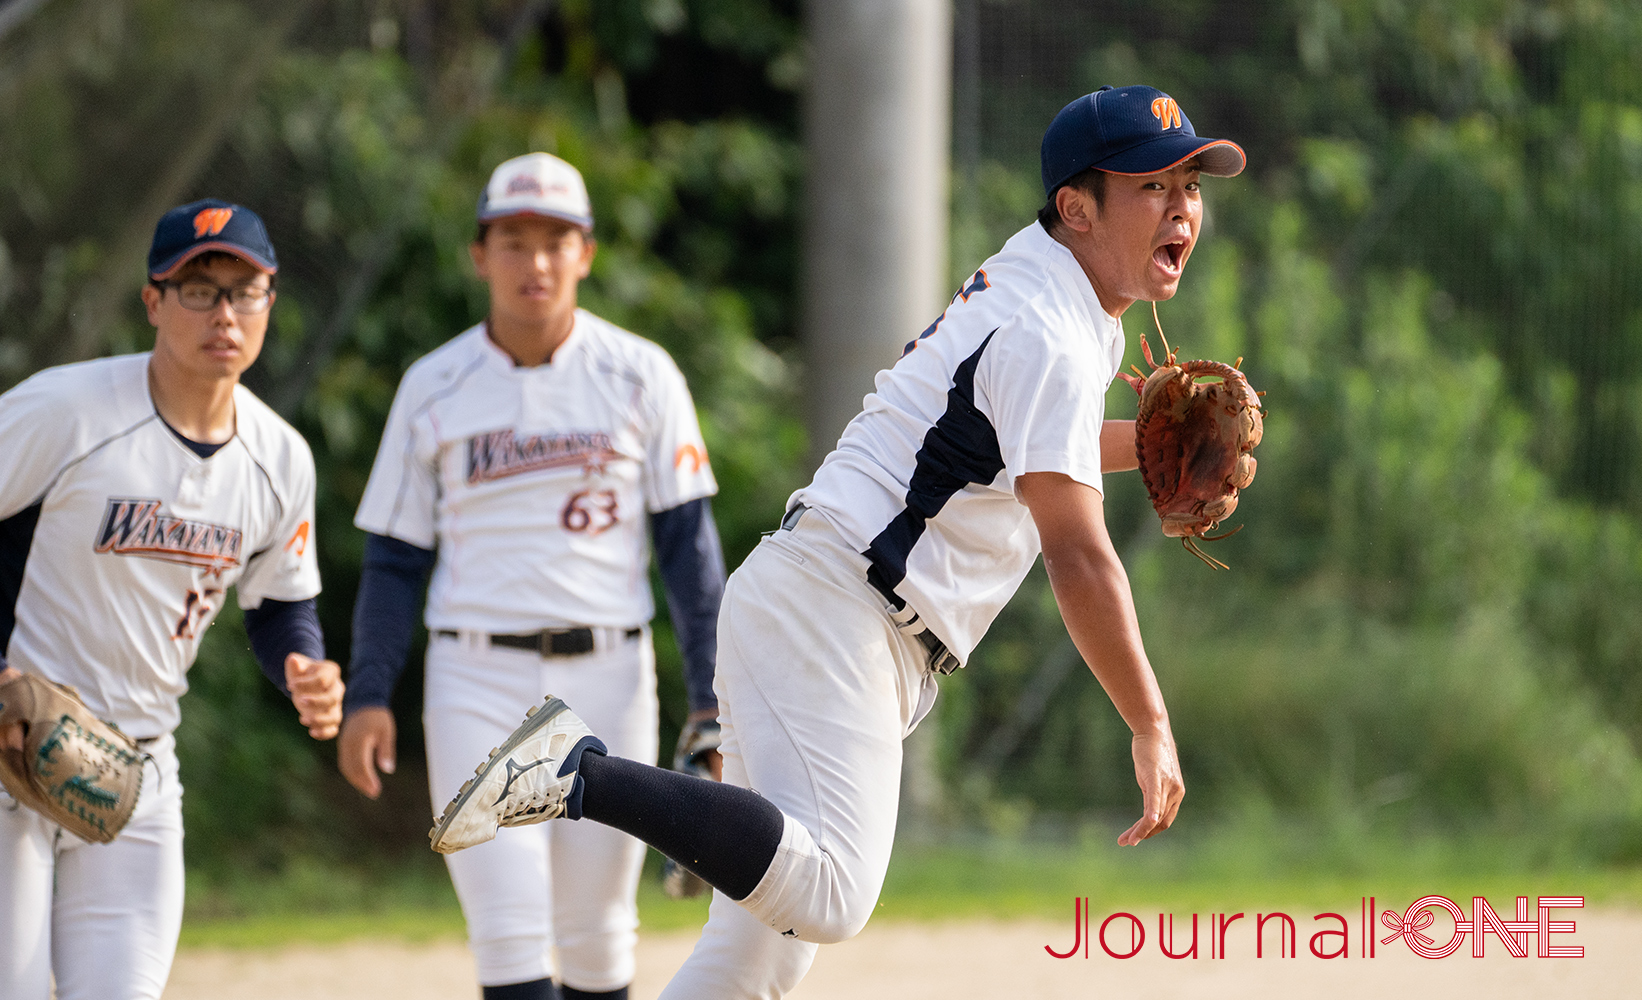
[0,200,344,1000]
[341,153,726,1000]
[430,86,1245,997]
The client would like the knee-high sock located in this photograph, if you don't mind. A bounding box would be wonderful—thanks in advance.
[483,978,559,1000]
[576,753,783,901]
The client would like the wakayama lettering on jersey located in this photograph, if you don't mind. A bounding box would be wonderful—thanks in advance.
[795,221,1124,665]
[465,429,622,485]
[355,310,716,634]
[0,354,321,735]
[94,498,243,570]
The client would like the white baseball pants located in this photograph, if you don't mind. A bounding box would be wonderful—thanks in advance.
[659,508,938,999]
[0,734,184,1000]
[424,628,659,991]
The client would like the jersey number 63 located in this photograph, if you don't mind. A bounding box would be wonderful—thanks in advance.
[561,489,619,535]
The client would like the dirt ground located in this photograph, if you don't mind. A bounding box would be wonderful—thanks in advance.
[166,909,1641,999]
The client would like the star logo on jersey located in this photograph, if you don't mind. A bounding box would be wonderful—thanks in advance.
[94,498,243,570]
[192,207,234,238]
[465,429,624,485]
[1151,96,1183,130]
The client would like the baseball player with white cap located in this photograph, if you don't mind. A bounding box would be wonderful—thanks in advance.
[341,152,726,1000]
[0,199,344,1000]
[425,85,1246,998]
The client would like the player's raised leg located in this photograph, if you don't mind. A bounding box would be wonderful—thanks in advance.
[434,508,930,962]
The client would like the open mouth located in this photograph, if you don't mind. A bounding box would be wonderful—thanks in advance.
[1153,240,1186,274]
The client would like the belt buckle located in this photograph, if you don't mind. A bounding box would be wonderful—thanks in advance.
[544,629,595,656]
[918,630,961,675]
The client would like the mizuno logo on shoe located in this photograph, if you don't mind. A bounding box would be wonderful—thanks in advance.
[499,757,551,799]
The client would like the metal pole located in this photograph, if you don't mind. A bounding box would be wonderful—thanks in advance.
[801,0,952,469]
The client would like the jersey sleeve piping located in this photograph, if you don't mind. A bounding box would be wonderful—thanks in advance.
[28,414,162,512]
[382,350,487,539]
[238,444,288,526]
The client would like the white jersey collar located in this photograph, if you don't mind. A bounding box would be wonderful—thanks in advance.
[1006,222,1119,326]
[480,310,586,373]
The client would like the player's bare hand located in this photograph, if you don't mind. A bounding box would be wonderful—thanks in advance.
[338,705,397,799]
[285,653,344,740]
[1118,729,1184,846]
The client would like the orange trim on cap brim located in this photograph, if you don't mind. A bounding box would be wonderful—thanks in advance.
[150,242,278,280]
[1099,139,1247,178]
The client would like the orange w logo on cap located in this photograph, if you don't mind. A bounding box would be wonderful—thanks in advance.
[1150,97,1182,130]
[192,207,234,238]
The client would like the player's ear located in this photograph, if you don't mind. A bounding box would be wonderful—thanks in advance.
[576,232,596,277]
[141,282,164,326]
[1055,185,1096,234]
[468,239,489,281]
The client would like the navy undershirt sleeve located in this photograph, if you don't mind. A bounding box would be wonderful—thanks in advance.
[344,532,437,714]
[0,502,43,673]
[650,497,727,713]
[242,597,325,695]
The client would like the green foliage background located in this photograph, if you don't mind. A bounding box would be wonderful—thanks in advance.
[4,0,1642,889]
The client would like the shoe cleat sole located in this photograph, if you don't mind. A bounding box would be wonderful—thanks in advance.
[428,696,572,853]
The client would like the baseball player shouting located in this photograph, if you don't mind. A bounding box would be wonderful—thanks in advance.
[429,85,1246,998]
[0,200,344,1000]
[341,152,726,1000]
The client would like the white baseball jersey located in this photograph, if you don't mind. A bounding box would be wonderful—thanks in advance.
[794,221,1124,664]
[355,310,717,633]
[0,354,321,737]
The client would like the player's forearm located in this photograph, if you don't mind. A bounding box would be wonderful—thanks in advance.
[1100,419,1139,473]
[651,498,727,712]
[345,533,436,714]
[242,597,325,694]
[1043,538,1170,735]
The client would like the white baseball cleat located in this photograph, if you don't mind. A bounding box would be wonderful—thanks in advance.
[429,696,606,854]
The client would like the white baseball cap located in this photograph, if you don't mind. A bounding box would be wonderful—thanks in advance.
[476,152,593,229]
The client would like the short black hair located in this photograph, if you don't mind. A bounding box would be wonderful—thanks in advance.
[1037,167,1108,232]
[150,250,276,289]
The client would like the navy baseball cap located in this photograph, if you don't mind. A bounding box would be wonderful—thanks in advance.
[1040,85,1246,197]
[147,199,278,280]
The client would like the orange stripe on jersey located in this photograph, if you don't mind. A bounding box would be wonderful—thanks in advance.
[284,520,311,556]
[674,443,706,472]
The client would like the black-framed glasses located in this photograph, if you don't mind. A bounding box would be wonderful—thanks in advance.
[157,279,274,315]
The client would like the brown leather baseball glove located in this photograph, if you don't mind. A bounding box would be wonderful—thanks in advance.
[1119,309,1264,570]
[0,673,145,843]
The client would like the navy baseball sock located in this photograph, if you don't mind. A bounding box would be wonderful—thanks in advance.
[483,978,559,1000]
[576,753,784,901]
[562,987,628,1000]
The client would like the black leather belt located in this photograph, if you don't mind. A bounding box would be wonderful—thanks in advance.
[779,502,808,531]
[435,627,642,656]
